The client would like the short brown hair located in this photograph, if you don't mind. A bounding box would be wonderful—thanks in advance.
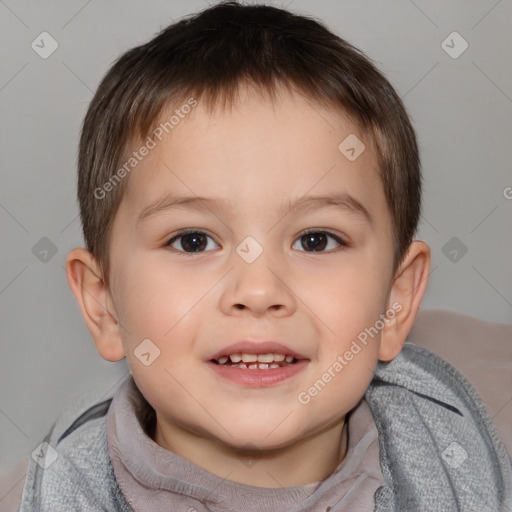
[78,0,421,285]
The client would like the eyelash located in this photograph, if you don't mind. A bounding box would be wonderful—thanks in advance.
[165,228,348,256]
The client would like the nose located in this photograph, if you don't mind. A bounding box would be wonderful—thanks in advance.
[219,244,297,318]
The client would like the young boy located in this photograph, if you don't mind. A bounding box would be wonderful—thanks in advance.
[18,1,511,511]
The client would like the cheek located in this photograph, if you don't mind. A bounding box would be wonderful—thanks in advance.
[112,256,204,345]
[296,346,378,427]
[114,265,206,402]
[295,257,388,345]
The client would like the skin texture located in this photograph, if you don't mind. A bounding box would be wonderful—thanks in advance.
[66,85,431,488]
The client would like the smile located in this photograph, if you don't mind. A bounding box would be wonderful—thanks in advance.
[207,354,308,387]
[212,352,297,369]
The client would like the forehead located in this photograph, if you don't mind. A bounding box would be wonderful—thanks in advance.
[118,87,389,232]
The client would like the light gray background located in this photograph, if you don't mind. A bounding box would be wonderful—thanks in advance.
[1,0,511,479]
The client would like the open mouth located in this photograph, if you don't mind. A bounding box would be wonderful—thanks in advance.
[211,353,298,370]
[207,349,308,386]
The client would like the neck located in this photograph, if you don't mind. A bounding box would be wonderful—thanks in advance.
[153,415,348,488]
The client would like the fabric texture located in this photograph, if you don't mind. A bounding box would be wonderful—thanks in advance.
[368,343,512,512]
[17,342,512,511]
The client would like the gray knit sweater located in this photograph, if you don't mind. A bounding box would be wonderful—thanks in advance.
[18,343,512,511]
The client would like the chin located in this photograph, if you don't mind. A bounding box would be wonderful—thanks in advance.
[221,434,298,453]
[209,422,310,453]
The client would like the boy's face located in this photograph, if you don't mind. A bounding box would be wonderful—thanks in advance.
[107,87,396,451]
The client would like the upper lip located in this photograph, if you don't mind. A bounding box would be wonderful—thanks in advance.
[209,340,309,361]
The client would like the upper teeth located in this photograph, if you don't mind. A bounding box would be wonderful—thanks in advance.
[217,353,295,365]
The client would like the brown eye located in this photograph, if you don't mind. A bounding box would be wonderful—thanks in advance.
[302,232,328,251]
[293,230,347,253]
[167,230,219,253]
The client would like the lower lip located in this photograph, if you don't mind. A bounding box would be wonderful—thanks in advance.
[206,360,309,387]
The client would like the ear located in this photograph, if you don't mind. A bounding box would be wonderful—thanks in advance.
[65,248,126,362]
[379,240,431,362]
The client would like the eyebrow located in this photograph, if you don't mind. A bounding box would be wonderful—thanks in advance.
[137,192,373,226]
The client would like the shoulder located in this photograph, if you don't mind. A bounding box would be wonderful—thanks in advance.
[367,342,512,511]
[43,416,114,510]
[19,388,133,511]
[407,308,512,453]
[369,341,506,446]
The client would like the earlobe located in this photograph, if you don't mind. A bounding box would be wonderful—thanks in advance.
[65,248,126,362]
[379,240,431,362]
